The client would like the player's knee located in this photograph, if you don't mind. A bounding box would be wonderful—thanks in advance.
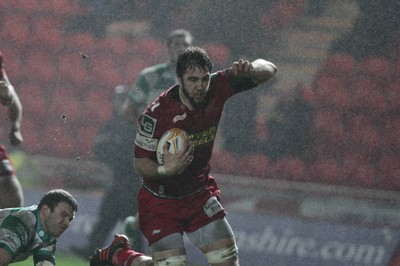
[204,243,238,264]
[153,255,186,266]
[131,255,153,266]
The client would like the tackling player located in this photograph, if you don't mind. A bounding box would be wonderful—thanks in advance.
[0,189,78,265]
[91,47,276,265]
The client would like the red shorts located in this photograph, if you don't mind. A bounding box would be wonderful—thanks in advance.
[138,177,227,245]
[0,144,14,177]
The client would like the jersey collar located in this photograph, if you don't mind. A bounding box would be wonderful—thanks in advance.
[34,208,56,243]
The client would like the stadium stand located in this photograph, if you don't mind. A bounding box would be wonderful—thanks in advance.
[0,0,399,195]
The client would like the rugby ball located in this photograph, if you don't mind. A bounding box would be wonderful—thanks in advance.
[156,128,190,164]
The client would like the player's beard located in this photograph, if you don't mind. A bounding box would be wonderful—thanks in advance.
[181,82,208,109]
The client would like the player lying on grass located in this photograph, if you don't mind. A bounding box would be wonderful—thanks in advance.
[0,189,78,266]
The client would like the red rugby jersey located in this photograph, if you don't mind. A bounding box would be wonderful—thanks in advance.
[134,69,257,198]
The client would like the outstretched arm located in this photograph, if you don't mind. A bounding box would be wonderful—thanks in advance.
[0,52,23,146]
[228,59,277,85]
[0,76,23,146]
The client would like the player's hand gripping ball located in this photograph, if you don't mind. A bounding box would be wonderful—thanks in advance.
[157,128,191,165]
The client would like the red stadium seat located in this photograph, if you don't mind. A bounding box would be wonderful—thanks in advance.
[308,159,341,185]
[17,84,47,120]
[308,139,345,162]
[356,56,390,82]
[96,36,129,57]
[382,117,400,153]
[80,90,112,124]
[271,156,306,181]
[342,153,375,188]
[122,58,149,85]
[377,154,400,190]
[311,110,345,144]
[301,85,316,106]
[313,75,350,111]
[260,0,305,30]
[345,114,382,158]
[87,54,122,88]
[20,120,43,154]
[31,16,63,32]
[37,0,72,16]
[129,38,166,63]
[64,32,97,55]
[202,43,231,67]
[74,126,99,157]
[252,117,269,143]
[385,81,400,112]
[320,53,355,78]
[210,150,237,175]
[345,113,376,129]
[23,50,56,84]
[31,28,63,51]
[0,13,31,48]
[309,109,346,160]
[30,17,64,50]
[0,46,22,79]
[57,53,90,88]
[3,0,39,14]
[42,124,75,158]
[235,153,270,178]
[350,79,385,114]
[48,88,82,123]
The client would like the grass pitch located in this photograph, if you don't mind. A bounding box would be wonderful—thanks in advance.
[13,252,89,265]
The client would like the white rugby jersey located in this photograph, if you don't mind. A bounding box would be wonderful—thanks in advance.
[0,205,56,264]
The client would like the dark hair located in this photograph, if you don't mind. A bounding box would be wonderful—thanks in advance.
[176,46,212,79]
[38,189,78,212]
[167,29,193,47]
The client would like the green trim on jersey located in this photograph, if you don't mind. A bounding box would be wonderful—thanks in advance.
[1,214,31,254]
[0,205,56,264]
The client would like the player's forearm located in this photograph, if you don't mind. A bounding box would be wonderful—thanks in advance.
[134,157,166,180]
[250,59,277,85]
[8,94,23,132]
[35,260,54,266]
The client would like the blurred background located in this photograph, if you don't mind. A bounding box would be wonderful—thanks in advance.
[1,0,400,265]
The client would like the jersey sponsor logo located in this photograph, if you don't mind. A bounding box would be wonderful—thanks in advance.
[190,127,217,147]
[172,113,187,123]
[203,196,223,217]
[139,114,157,137]
[135,133,158,151]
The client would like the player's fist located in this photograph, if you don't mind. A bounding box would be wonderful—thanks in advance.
[10,130,23,146]
[229,59,253,77]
